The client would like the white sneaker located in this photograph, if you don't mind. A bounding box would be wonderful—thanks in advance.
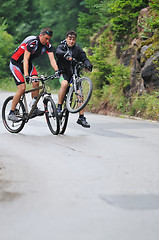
[8,112,19,122]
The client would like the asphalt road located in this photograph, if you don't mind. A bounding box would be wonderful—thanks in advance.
[0,90,159,240]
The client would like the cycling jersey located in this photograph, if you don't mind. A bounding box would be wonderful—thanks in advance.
[10,35,53,85]
[11,35,53,64]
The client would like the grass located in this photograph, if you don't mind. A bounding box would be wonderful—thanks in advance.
[0,78,60,93]
[0,78,17,92]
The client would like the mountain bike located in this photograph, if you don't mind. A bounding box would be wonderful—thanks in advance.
[2,75,60,135]
[59,59,93,134]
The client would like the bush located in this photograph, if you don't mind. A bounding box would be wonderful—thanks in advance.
[106,64,130,93]
[129,92,159,120]
[0,22,15,80]
[89,28,113,89]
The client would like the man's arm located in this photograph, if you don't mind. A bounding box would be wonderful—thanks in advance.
[78,46,93,71]
[56,44,68,58]
[23,50,31,77]
[47,52,58,71]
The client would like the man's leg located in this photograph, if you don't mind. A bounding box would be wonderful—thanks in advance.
[30,77,45,116]
[9,62,26,111]
[11,83,26,111]
[8,83,26,122]
[58,79,68,111]
[31,78,39,99]
[76,89,90,128]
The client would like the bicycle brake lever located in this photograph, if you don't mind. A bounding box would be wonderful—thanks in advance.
[40,75,45,80]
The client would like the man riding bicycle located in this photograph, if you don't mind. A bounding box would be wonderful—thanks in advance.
[56,30,92,128]
[8,27,59,122]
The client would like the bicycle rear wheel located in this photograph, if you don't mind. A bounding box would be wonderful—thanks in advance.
[2,96,26,133]
[44,96,59,135]
[66,76,93,113]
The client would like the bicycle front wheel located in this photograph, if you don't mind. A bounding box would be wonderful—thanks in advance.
[2,96,26,133]
[66,76,93,113]
[59,107,69,134]
[44,96,59,135]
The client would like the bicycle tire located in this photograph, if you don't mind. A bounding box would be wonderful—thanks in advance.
[44,96,59,135]
[2,96,26,133]
[66,76,93,113]
[59,107,69,134]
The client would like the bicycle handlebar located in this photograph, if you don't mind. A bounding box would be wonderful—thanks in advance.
[72,58,91,71]
[30,73,59,83]
[29,60,89,84]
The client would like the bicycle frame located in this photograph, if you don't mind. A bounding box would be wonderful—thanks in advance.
[21,86,43,120]
[70,62,83,96]
[20,78,51,122]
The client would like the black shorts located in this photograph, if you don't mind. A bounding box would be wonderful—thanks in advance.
[10,61,38,86]
[59,73,73,83]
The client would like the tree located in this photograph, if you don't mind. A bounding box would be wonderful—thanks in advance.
[108,0,149,42]
[39,0,85,46]
[0,0,41,42]
[77,0,114,46]
[0,21,15,79]
[0,0,28,36]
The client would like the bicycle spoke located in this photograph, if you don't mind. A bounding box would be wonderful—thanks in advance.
[44,97,59,135]
[59,106,69,134]
[66,76,93,113]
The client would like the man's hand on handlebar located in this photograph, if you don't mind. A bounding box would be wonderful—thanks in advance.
[25,76,31,84]
[85,64,93,72]
[54,70,61,78]
[25,76,40,83]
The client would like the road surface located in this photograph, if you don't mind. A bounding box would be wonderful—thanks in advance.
[0,90,159,240]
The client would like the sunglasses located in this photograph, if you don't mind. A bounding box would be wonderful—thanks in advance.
[46,30,53,37]
[68,35,76,40]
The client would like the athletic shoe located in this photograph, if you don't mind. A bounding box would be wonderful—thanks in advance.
[77,117,90,128]
[31,107,45,118]
[8,112,19,122]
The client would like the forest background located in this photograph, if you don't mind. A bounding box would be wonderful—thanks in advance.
[0,0,159,120]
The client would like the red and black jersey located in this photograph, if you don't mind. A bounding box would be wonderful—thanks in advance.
[11,36,53,64]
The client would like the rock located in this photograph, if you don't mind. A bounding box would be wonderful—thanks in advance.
[141,51,159,87]
[120,47,135,67]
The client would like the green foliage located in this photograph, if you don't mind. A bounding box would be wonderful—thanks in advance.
[150,0,159,11]
[77,0,149,44]
[138,15,155,39]
[0,0,27,34]
[102,64,130,113]
[0,0,41,42]
[0,77,17,91]
[129,92,159,120]
[77,0,113,46]
[39,0,85,46]
[89,28,113,88]
[106,64,131,93]
[88,39,131,114]
[148,1,159,30]
[0,22,15,79]
[77,12,98,45]
[16,0,41,40]
[108,0,149,41]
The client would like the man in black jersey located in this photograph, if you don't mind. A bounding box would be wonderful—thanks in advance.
[8,27,59,122]
[56,30,92,128]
